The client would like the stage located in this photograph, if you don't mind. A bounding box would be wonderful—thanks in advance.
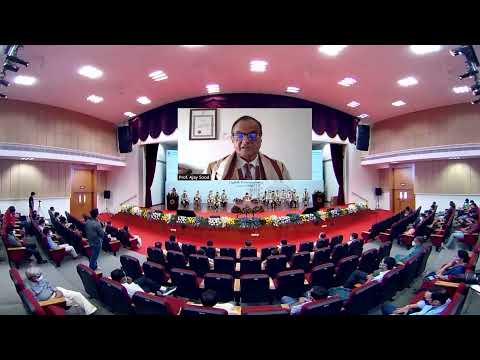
[100,208,392,256]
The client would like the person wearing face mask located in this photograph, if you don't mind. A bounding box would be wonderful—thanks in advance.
[43,227,78,259]
[327,257,397,300]
[205,116,291,180]
[25,266,97,315]
[394,236,425,265]
[381,286,451,315]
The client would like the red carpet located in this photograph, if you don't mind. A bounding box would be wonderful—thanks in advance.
[100,209,392,256]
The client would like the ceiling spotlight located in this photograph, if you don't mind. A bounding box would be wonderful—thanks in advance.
[449,45,478,64]
[471,83,480,96]
[78,65,103,79]
[347,101,360,108]
[250,60,268,72]
[86,94,104,103]
[206,84,220,94]
[286,86,300,93]
[4,63,19,72]
[0,78,10,87]
[409,45,442,55]
[318,45,348,56]
[137,96,151,105]
[398,76,418,87]
[14,75,36,86]
[124,112,137,118]
[6,55,29,67]
[338,77,357,87]
[392,100,406,107]
[358,114,369,119]
[149,70,168,81]
[452,85,470,94]
[471,98,480,105]
[0,93,7,99]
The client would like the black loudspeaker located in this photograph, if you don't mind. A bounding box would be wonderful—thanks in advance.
[103,190,111,199]
[302,207,317,215]
[177,209,197,217]
[375,187,383,196]
[356,124,370,151]
[118,126,132,153]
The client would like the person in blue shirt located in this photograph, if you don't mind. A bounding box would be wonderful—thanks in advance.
[43,227,78,258]
[382,286,450,315]
[394,236,424,264]
[424,249,469,281]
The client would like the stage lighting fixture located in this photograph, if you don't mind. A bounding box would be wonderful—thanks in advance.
[472,83,480,96]
[459,66,478,80]
[6,55,29,67]
[3,63,19,72]
[0,93,7,99]
[0,78,9,87]
[450,45,469,57]
[471,97,480,105]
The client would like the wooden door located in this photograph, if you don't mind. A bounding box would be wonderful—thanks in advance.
[392,167,415,213]
[70,169,95,219]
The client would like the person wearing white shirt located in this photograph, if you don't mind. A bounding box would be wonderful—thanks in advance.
[200,289,237,314]
[110,269,150,298]
[382,287,451,315]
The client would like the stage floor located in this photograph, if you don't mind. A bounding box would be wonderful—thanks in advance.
[101,209,392,256]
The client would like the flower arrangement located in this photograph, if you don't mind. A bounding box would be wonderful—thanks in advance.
[118,204,367,229]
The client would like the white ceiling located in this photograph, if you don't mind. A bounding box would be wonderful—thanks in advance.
[1,45,479,124]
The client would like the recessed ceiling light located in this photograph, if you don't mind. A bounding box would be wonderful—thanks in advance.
[250,60,268,72]
[358,114,369,119]
[392,100,406,107]
[449,157,461,160]
[78,65,103,79]
[13,75,37,86]
[318,45,348,56]
[347,101,360,108]
[286,86,300,93]
[86,94,104,104]
[137,96,151,105]
[206,84,220,94]
[452,86,470,94]
[124,112,137,118]
[21,157,34,160]
[181,45,205,48]
[397,76,418,87]
[338,77,357,87]
[148,70,168,81]
[409,45,442,55]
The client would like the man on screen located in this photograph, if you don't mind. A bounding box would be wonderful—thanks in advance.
[206,116,291,180]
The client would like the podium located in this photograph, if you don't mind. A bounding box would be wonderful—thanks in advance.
[167,194,179,210]
[312,192,325,210]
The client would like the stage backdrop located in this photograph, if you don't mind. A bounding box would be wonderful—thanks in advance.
[165,150,323,204]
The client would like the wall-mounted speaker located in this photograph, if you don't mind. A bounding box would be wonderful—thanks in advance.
[356,124,370,151]
[375,187,383,196]
[118,126,132,153]
[103,190,111,199]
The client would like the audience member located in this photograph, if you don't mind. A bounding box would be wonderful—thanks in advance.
[197,249,214,269]
[199,289,236,314]
[443,218,479,250]
[84,208,105,271]
[121,225,142,248]
[3,206,16,235]
[110,269,159,298]
[424,249,469,281]
[395,236,425,264]
[43,227,78,258]
[5,225,47,264]
[382,286,450,315]
[244,240,252,247]
[284,286,330,315]
[278,239,288,250]
[25,266,97,315]
[347,233,358,246]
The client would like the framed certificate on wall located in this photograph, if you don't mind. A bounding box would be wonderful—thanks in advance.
[189,109,217,140]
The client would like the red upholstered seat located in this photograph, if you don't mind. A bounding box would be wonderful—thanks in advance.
[181,304,228,316]
[9,268,25,293]
[242,305,289,315]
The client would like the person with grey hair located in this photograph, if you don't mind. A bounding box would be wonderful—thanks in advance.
[25,266,97,315]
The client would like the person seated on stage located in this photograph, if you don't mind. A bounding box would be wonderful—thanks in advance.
[424,249,470,281]
[110,269,159,298]
[303,188,309,207]
[282,286,330,315]
[261,248,280,270]
[26,266,97,315]
[200,289,236,314]
[328,257,397,300]
[207,190,214,208]
[221,190,228,208]
[381,286,450,315]
[181,190,190,208]
[44,227,78,259]
[120,225,142,248]
[394,236,425,265]
[243,192,252,201]
[193,191,201,209]
[6,225,47,264]
[347,233,359,246]
[197,249,214,269]
[431,202,437,211]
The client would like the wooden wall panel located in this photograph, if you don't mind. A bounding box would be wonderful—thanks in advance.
[72,170,93,192]
[370,103,480,154]
[0,160,71,200]
[0,99,118,156]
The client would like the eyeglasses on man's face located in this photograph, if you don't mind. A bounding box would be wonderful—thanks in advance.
[231,131,261,141]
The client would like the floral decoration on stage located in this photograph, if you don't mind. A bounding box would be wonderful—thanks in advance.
[119,203,368,229]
